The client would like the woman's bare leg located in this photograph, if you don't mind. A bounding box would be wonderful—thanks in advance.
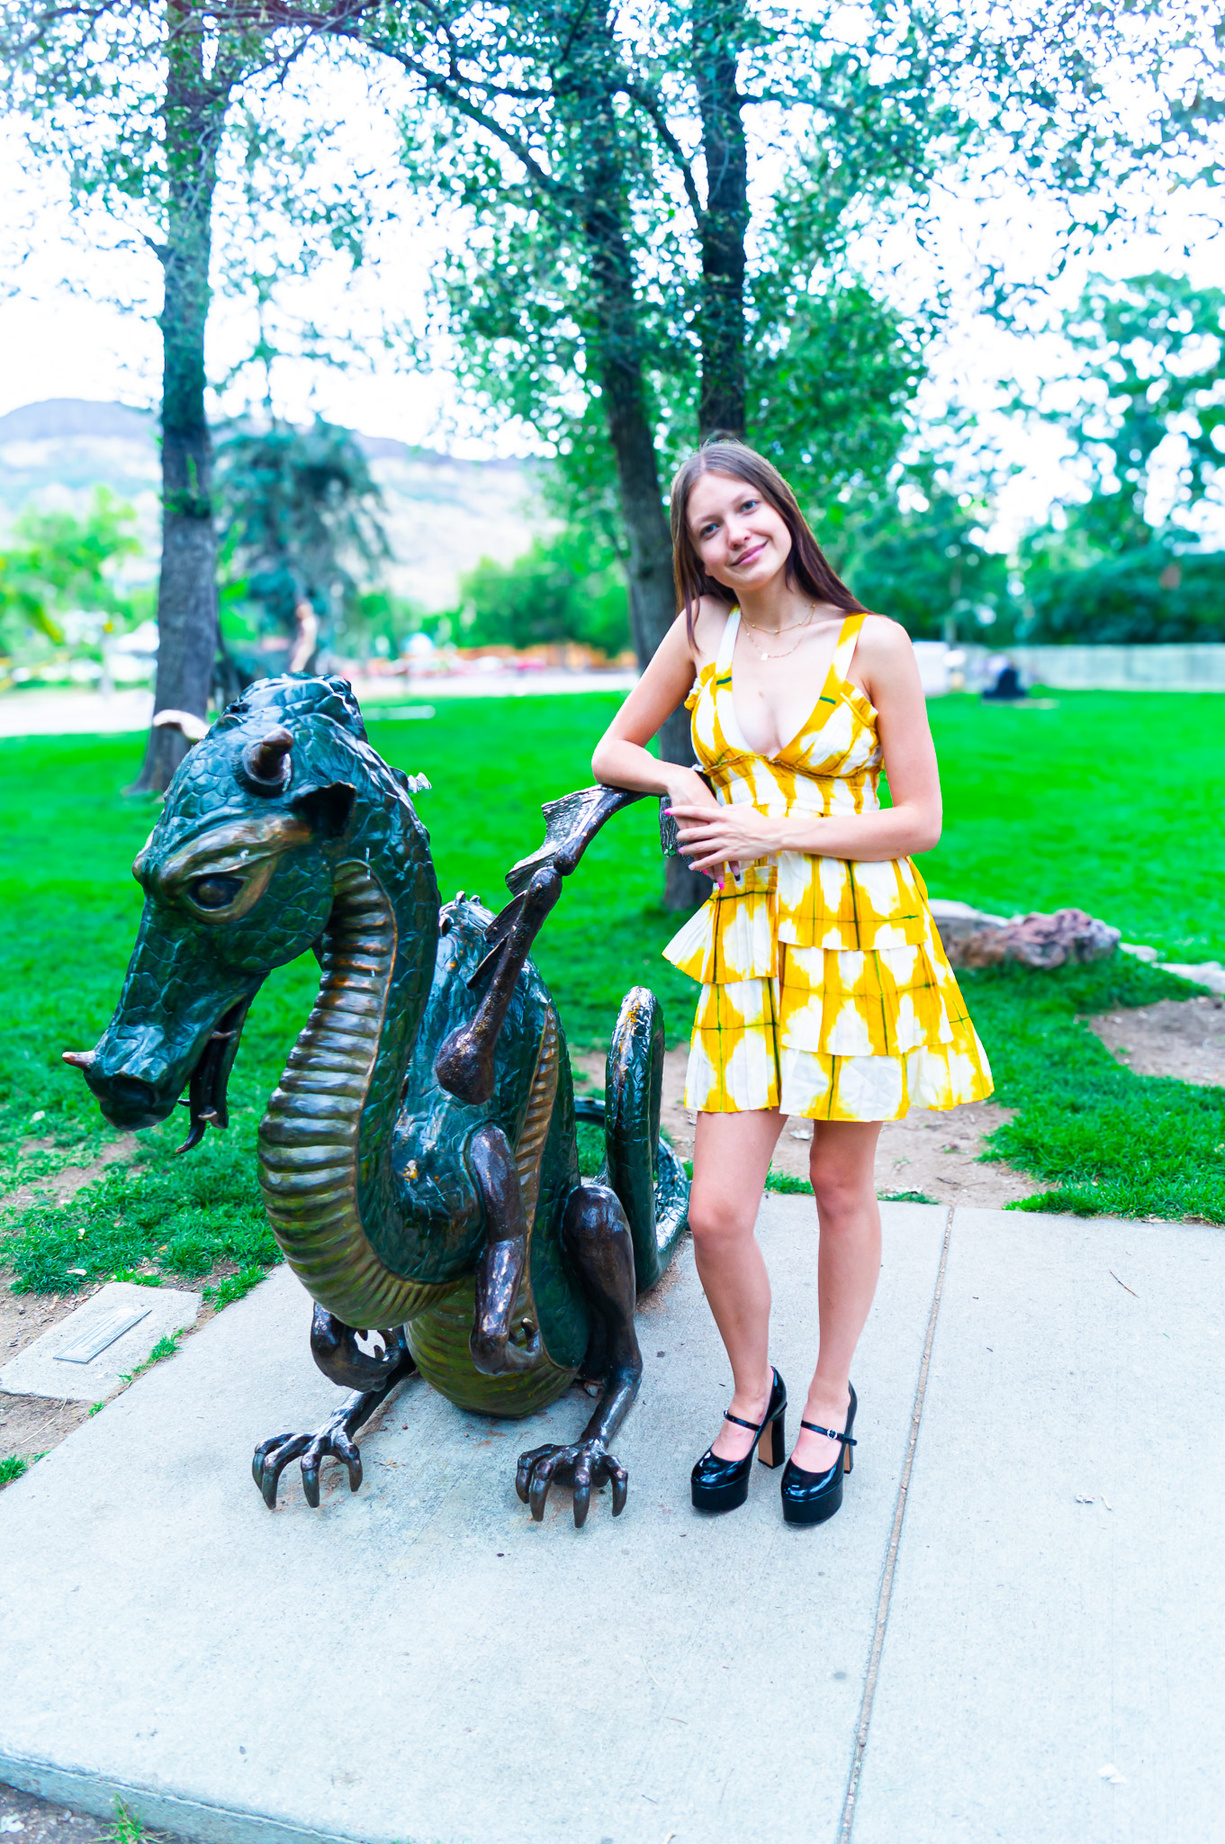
[791,1119,883,1474]
[689,1108,785,1461]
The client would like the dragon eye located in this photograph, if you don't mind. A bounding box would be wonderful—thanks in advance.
[189,874,243,910]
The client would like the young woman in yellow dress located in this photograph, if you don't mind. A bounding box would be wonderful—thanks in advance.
[591,440,992,1526]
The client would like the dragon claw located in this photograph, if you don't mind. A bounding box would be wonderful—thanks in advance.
[252,1432,311,1509]
[252,1423,364,1510]
[515,1438,628,1527]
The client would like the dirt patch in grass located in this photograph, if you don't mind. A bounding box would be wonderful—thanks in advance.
[0,1133,136,1216]
[1086,994,1225,1086]
[573,1047,1038,1210]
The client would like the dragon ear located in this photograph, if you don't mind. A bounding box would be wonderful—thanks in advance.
[291,782,356,840]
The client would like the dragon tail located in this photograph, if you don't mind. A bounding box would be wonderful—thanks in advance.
[576,987,689,1293]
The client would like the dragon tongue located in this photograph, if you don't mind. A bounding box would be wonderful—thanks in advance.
[175,999,249,1153]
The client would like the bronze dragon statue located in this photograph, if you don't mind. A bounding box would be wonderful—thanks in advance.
[64,675,688,1526]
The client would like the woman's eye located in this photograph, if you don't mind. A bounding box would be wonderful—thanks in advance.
[189,874,243,910]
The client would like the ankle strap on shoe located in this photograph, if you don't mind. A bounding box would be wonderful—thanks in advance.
[723,1409,762,1432]
[800,1419,856,1445]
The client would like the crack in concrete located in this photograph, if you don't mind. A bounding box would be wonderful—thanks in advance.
[839,1204,955,1843]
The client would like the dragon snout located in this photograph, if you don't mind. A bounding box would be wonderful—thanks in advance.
[97,1072,164,1124]
[63,1044,181,1130]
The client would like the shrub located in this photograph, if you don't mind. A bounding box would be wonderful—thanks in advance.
[1024,547,1225,644]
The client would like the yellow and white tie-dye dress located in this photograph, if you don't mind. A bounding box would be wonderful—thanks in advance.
[662,608,993,1122]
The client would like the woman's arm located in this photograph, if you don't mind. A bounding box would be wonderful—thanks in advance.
[591,607,722,809]
[671,616,942,873]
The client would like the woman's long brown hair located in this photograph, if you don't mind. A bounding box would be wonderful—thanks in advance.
[670,439,865,642]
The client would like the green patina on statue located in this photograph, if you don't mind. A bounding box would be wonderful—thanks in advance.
[65,675,688,1526]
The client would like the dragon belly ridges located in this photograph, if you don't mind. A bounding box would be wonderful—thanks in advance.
[259,860,455,1327]
[407,1004,577,1415]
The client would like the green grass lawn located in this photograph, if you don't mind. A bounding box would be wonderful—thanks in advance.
[0,688,1222,1302]
[925,691,1225,960]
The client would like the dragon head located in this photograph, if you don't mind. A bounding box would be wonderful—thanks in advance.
[65,676,382,1146]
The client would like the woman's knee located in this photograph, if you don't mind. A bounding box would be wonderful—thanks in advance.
[688,1190,757,1252]
[810,1165,875,1227]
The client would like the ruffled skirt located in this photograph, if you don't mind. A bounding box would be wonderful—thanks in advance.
[681,938,993,1121]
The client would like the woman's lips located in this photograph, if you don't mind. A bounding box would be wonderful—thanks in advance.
[730,539,767,568]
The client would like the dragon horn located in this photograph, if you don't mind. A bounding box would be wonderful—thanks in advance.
[243,726,294,790]
[62,1050,95,1071]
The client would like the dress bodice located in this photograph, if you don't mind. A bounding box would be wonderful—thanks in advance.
[689,606,882,818]
[663,607,933,982]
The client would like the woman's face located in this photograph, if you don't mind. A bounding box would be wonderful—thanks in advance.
[686,470,793,595]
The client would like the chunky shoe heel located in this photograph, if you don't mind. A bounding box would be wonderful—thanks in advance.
[691,1369,787,1512]
[780,1383,857,1527]
[757,1406,786,1469]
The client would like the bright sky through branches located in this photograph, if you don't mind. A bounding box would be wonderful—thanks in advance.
[0,12,1220,549]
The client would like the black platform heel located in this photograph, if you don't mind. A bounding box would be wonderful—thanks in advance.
[691,1368,787,1513]
[780,1383,857,1527]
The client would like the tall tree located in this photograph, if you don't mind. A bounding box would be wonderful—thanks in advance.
[325,0,1024,897]
[692,0,749,439]
[150,2,234,786]
[1,0,386,787]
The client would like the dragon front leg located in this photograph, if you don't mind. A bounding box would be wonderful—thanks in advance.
[252,1309,418,1510]
[434,866,562,1106]
[516,1183,642,1529]
[468,1124,543,1375]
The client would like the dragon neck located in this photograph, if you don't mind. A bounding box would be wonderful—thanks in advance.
[258,836,445,1329]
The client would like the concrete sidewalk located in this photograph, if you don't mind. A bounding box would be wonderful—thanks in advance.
[0,1198,1220,1844]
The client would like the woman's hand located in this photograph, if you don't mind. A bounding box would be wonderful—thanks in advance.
[667,800,785,879]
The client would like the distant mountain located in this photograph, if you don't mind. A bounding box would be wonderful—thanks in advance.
[0,398,543,610]
[0,399,154,442]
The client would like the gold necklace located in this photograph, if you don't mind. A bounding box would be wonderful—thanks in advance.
[738,603,815,661]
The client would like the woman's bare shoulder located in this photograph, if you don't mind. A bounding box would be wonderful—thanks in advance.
[855,612,914,661]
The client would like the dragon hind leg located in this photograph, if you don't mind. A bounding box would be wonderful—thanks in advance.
[252,1311,418,1509]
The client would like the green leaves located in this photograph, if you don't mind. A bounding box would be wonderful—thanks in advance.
[0,488,141,658]
[456,527,631,656]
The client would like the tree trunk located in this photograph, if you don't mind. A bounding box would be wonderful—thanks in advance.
[693,0,749,441]
[131,3,228,793]
[564,7,709,910]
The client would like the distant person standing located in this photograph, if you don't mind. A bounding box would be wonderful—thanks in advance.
[592,439,992,1528]
[288,598,320,673]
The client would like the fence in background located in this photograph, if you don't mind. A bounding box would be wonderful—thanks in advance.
[918,642,1225,695]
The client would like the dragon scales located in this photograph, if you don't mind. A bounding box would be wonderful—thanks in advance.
[65,675,688,1526]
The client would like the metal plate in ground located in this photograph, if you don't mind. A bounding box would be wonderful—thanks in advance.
[0,1283,200,1402]
[54,1306,151,1365]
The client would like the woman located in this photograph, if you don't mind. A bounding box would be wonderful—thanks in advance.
[591,440,992,1526]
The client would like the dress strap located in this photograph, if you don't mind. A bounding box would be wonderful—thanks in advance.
[830,612,866,685]
[716,605,741,670]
